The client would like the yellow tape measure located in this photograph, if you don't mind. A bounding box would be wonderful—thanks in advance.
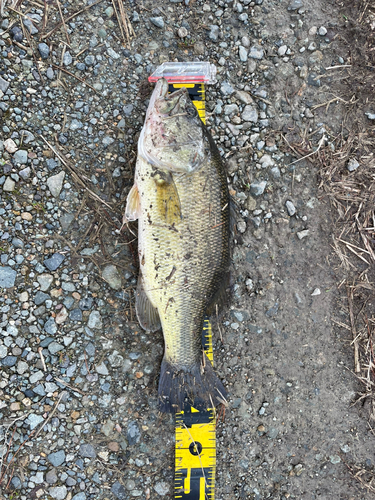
[168,84,216,500]
[174,319,216,500]
[168,83,206,124]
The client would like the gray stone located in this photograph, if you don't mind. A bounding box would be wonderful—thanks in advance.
[107,47,121,59]
[239,46,248,62]
[71,494,86,500]
[79,443,96,458]
[19,130,35,144]
[12,238,24,248]
[38,42,50,59]
[24,17,38,34]
[87,310,103,330]
[70,119,83,130]
[44,253,65,271]
[123,104,134,117]
[241,105,258,122]
[297,229,310,239]
[46,67,55,79]
[247,59,257,73]
[63,52,72,65]
[96,362,109,375]
[127,421,141,445]
[111,482,127,500]
[17,360,28,375]
[347,159,359,172]
[0,76,9,93]
[271,166,281,178]
[2,356,17,367]
[3,177,15,192]
[13,150,28,164]
[69,308,83,321]
[49,485,67,500]
[19,167,31,179]
[286,200,296,216]
[249,45,264,59]
[288,0,303,10]
[37,273,53,290]
[154,482,170,496]
[46,469,58,484]
[29,370,44,384]
[79,297,93,310]
[0,267,17,288]
[250,181,267,197]
[102,265,122,290]
[220,81,235,96]
[47,171,65,198]
[224,104,239,116]
[235,90,253,105]
[366,112,375,120]
[11,476,21,489]
[48,342,64,354]
[318,26,327,36]
[150,17,164,28]
[35,291,50,305]
[47,450,66,467]
[209,25,220,42]
[44,317,57,335]
[26,414,44,430]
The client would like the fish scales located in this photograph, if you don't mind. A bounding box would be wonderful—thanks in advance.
[125,78,229,412]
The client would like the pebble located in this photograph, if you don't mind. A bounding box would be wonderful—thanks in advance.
[111,482,127,500]
[27,414,44,430]
[79,443,97,458]
[347,159,359,171]
[242,105,258,122]
[250,181,267,196]
[239,46,248,62]
[4,138,17,153]
[107,47,121,60]
[286,200,296,216]
[37,273,54,291]
[0,267,17,288]
[127,421,141,445]
[150,17,164,29]
[365,112,375,120]
[297,229,310,239]
[154,482,170,496]
[49,486,67,500]
[44,253,65,271]
[3,177,15,192]
[63,52,73,66]
[248,46,264,60]
[38,43,50,59]
[48,450,66,467]
[318,26,327,36]
[288,0,303,10]
[209,25,220,42]
[46,469,58,484]
[47,171,65,198]
[87,310,103,329]
[178,27,188,38]
[311,288,321,296]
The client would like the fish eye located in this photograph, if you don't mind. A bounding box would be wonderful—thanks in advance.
[186,106,197,117]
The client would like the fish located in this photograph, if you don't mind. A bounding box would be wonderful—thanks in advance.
[125,78,229,413]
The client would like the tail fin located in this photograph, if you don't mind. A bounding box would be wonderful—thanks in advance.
[158,356,227,413]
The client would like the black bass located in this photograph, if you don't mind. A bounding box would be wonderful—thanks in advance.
[125,78,229,413]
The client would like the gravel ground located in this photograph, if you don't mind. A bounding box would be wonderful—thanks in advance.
[1,0,375,499]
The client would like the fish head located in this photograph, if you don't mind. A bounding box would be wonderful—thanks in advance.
[138,78,210,173]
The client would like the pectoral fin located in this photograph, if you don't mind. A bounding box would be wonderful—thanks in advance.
[124,184,141,222]
[135,274,161,332]
[153,170,182,225]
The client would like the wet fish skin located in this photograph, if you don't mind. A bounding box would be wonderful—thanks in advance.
[125,78,229,412]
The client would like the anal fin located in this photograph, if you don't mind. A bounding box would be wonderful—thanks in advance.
[135,274,161,332]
